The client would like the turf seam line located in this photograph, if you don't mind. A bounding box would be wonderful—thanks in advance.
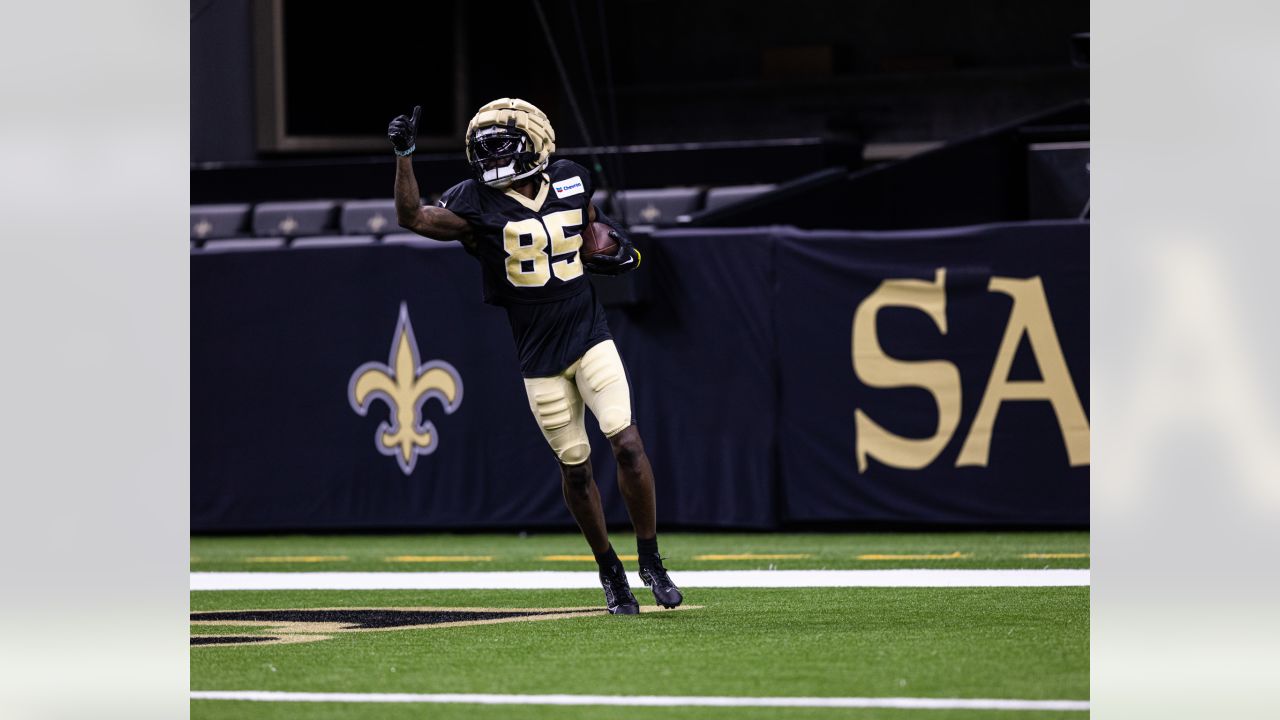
[190,569,1089,591]
[189,690,1089,711]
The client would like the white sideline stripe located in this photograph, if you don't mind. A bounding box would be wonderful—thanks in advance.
[190,690,1088,711]
[190,569,1088,591]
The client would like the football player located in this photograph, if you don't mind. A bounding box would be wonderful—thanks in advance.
[388,99,681,614]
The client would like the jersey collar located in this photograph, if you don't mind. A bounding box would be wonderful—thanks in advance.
[503,173,550,213]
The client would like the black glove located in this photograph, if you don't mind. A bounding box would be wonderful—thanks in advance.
[388,105,421,156]
[584,223,640,276]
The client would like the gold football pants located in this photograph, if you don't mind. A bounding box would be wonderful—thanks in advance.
[522,340,633,465]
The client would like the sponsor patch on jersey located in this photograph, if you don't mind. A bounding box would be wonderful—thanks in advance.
[553,176,585,198]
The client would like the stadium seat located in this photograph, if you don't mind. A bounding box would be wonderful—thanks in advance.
[703,184,775,212]
[191,203,251,241]
[381,233,455,248]
[610,188,703,226]
[291,235,377,249]
[340,199,400,236]
[252,200,339,238]
[198,237,286,253]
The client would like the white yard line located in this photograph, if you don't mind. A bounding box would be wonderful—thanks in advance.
[190,568,1088,591]
[189,690,1088,711]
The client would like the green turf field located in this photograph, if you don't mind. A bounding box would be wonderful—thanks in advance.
[191,532,1089,719]
[191,530,1089,571]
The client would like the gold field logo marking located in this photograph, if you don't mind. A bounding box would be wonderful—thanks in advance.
[348,303,464,474]
[857,552,971,561]
[385,555,493,563]
[191,606,700,647]
[694,554,813,561]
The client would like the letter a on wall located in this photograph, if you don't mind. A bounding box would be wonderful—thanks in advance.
[956,276,1090,467]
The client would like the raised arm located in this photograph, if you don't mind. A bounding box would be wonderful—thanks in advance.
[388,106,472,242]
[393,156,471,240]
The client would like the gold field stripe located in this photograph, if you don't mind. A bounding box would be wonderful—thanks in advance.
[857,552,970,561]
[1022,553,1089,559]
[385,555,493,563]
[540,554,639,562]
[694,553,813,561]
[245,556,349,563]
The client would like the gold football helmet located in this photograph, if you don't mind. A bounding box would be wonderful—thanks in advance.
[465,98,557,188]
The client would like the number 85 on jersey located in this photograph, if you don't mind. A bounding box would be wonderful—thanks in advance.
[502,209,584,287]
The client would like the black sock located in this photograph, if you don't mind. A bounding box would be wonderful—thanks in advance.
[594,544,621,573]
[637,536,660,567]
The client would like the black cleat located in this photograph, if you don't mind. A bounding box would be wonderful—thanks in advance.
[599,564,640,615]
[639,558,684,609]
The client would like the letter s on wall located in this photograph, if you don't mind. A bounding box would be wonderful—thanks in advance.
[852,269,962,472]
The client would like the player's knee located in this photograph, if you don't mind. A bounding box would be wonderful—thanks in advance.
[560,457,592,489]
[612,432,645,471]
[598,407,631,438]
[559,442,591,467]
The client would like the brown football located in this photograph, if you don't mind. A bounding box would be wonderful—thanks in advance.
[581,222,619,259]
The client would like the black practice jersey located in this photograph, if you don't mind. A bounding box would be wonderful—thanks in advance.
[438,160,611,377]
[438,160,595,306]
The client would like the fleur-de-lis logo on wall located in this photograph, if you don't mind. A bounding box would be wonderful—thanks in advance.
[347,303,463,474]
